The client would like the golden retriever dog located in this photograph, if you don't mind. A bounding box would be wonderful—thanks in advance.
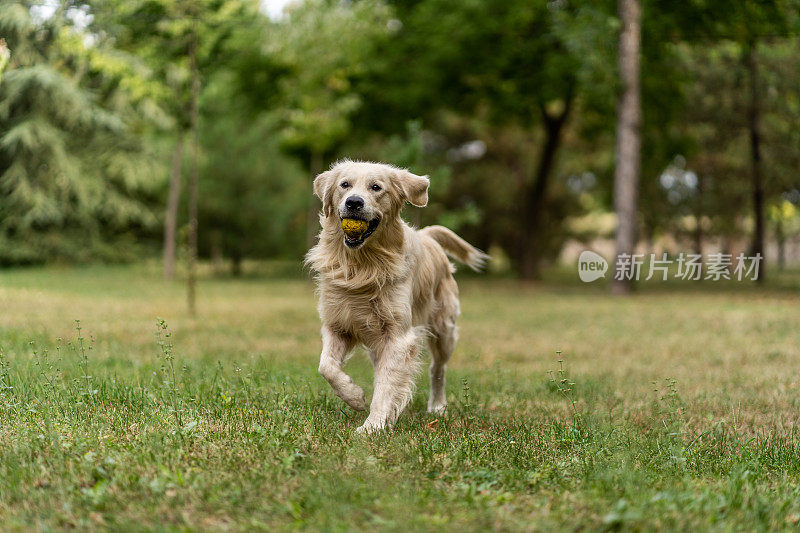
[306,160,487,433]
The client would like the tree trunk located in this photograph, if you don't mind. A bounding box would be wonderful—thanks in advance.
[306,150,323,250]
[611,0,642,295]
[746,41,766,282]
[187,27,200,315]
[519,108,571,280]
[163,132,184,280]
[693,218,703,256]
[693,173,704,255]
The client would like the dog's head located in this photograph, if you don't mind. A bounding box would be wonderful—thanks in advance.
[313,161,429,250]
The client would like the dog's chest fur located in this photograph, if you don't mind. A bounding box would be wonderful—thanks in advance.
[309,222,442,349]
[319,275,415,346]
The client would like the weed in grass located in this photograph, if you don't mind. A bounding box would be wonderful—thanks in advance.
[0,350,12,394]
[547,351,582,427]
[0,349,15,418]
[73,319,96,405]
[652,377,687,438]
[155,319,194,437]
[32,343,67,417]
[455,378,477,430]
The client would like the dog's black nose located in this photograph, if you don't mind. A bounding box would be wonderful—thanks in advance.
[345,195,364,210]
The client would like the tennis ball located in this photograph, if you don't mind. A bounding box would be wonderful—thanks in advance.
[342,218,368,235]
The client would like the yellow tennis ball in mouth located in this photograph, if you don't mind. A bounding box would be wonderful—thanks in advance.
[341,218,368,236]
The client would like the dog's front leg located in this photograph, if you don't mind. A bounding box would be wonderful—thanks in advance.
[357,330,420,433]
[318,326,366,411]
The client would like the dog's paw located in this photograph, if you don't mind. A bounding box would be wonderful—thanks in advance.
[355,419,387,435]
[427,402,447,415]
[342,387,367,411]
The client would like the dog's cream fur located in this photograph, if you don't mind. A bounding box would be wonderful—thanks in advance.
[306,160,486,433]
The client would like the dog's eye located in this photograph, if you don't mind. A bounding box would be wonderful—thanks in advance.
[340,181,350,189]
[371,183,382,192]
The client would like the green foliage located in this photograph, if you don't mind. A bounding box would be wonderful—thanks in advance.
[349,0,621,269]
[1,0,799,271]
[270,0,393,158]
[194,0,310,262]
[198,101,309,261]
[0,2,162,264]
[86,0,281,268]
[648,36,800,246]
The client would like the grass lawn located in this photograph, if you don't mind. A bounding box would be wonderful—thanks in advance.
[1,263,800,530]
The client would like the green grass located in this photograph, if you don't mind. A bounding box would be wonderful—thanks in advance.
[2,264,800,530]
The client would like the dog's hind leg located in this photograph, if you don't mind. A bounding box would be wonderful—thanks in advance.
[428,320,457,415]
[318,326,366,411]
[428,282,459,414]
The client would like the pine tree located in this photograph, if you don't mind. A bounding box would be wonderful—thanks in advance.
[0,2,160,264]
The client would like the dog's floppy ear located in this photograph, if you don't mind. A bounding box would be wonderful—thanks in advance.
[397,170,430,207]
[313,170,336,217]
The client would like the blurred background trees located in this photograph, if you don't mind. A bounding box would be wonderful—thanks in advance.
[0,1,163,264]
[0,0,798,280]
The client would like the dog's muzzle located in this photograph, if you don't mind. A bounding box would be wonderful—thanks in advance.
[341,216,380,248]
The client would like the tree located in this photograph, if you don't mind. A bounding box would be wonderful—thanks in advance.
[88,0,195,279]
[163,131,183,279]
[89,0,260,281]
[0,3,161,264]
[90,0,264,310]
[357,0,618,278]
[665,2,800,269]
[199,52,307,272]
[680,0,795,280]
[187,16,199,313]
[268,0,393,249]
[611,0,641,294]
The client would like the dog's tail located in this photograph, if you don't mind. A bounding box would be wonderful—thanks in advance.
[420,225,489,272]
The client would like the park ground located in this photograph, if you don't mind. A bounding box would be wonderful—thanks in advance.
[1,264,800,530]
